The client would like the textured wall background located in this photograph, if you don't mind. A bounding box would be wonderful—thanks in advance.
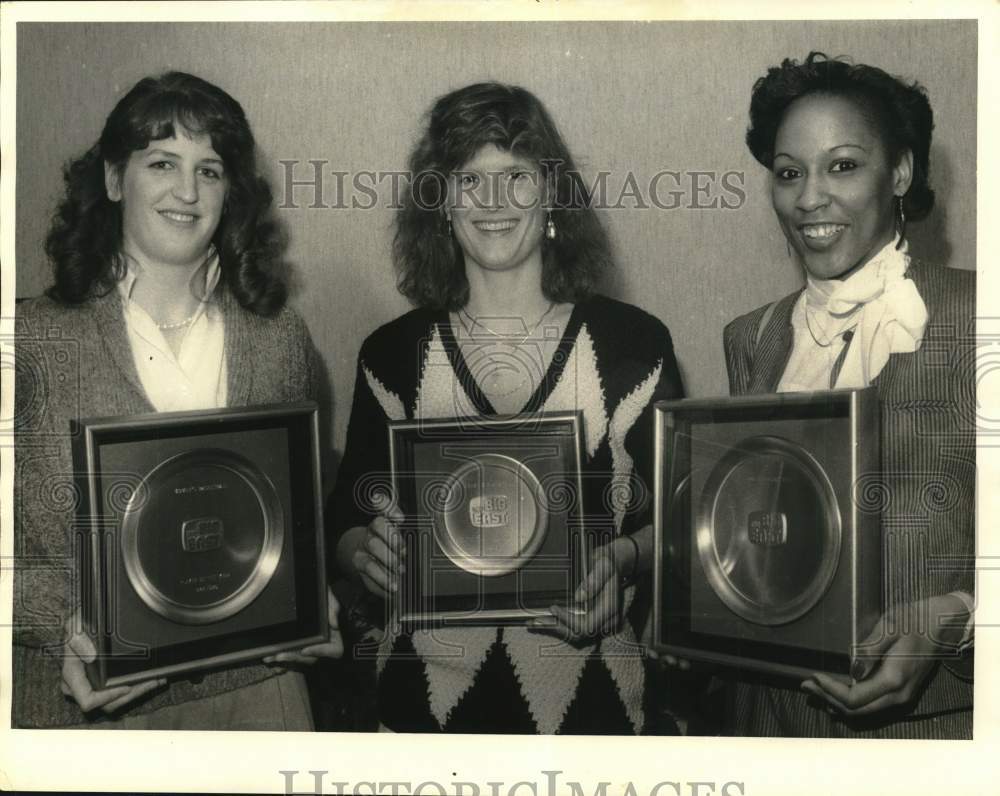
[15,20,977,458]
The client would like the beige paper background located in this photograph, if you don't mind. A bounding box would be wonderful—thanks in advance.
[1,2,997,795]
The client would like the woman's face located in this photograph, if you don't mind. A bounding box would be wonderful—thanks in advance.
[106,128,228,270]
[448,144,547,276]
[770,93,912,281]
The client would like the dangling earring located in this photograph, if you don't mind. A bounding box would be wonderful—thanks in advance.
[545,212,556,240]
[895,196,906,249]
[786,238,793,259]
[443,213,453,238]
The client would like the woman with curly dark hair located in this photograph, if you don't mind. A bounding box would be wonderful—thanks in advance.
[719,53,974,737]
[14,72,341,730]
[329,82,684,733]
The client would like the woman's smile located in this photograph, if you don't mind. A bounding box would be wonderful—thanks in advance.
[472,218,519,234]
[158,209,201,226]
[798,222,848,248]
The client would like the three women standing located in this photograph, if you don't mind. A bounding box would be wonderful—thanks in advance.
[15,55,975,740]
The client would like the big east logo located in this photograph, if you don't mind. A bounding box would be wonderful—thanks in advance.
[469,495,509,528]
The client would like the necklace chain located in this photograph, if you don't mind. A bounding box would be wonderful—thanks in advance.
[157,312,198,331]
[459,301,555,347]
[803,303,861,348]
[456,302,556,399]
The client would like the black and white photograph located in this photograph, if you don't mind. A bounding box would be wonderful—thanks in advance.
[1,2,997,794]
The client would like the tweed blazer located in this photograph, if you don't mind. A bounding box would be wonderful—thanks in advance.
[721,261,975,736]
[13,285,321,728]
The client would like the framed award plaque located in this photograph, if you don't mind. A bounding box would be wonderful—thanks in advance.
[71,402,327,688]
[652,389,881,679]
[388,411,587,627]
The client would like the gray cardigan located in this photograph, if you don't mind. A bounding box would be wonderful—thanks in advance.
[13,285,321,728]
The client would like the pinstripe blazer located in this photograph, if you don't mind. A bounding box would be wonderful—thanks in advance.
[720,260,975,737]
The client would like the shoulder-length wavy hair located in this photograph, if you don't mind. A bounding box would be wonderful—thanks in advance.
[45,71,287,315]
[746,52,935,222]
[395,82,613,310]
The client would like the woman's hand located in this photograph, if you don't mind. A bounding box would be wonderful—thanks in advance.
[527,539,632,644]
[350,492,405,600]
[264,587,344,667]
[60,610,166,715]
[649,649,692,671]
[801,594,970,717]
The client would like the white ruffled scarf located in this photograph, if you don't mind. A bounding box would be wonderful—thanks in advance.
[800,237,928,388]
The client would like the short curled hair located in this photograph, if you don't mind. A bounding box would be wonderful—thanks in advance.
[394,82,613,310]
[746,52,935,221]
[45,71,287,315]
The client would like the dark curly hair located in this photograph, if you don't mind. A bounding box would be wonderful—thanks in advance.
[394,82,613,310]
[45,71,287,314]
[746,52,935,222]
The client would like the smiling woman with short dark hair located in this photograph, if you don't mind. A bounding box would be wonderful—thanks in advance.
[721,52,974,739]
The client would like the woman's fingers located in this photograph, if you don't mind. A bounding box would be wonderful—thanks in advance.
[65,627,97,663]
[327,588,341,629]
[526,610,579,644]
[383,500,405,527]
[352,533,398,594]
[540,604,611,643]
[262,655,286,672]
[804,674,898,717]
[852,611,901,680]
[355,494,407,600]
[357,556,394,595]
[659,653,692,671]
[61,654,130,713]
[355,507,408,599]
[575,555,615,603]
[528,553,623,643]
[267,651,319,666]
[278,630,346,662]
[101,678,167,714]
[366,531,403,574]
[371,491,405,526]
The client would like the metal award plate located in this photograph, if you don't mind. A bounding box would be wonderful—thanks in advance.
[72,402,327,688]
[389,412,587,627]
[695,436,841,627]
[434,453,549,577]
[120,448,284,625]
[652,389,881,680]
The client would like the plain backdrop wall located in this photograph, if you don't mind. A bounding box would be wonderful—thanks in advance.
[14,20,977,464]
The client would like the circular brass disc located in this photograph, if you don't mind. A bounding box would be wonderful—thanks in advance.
[695,435,841,626]
[120,448,284,625]
[436,453,548,576]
